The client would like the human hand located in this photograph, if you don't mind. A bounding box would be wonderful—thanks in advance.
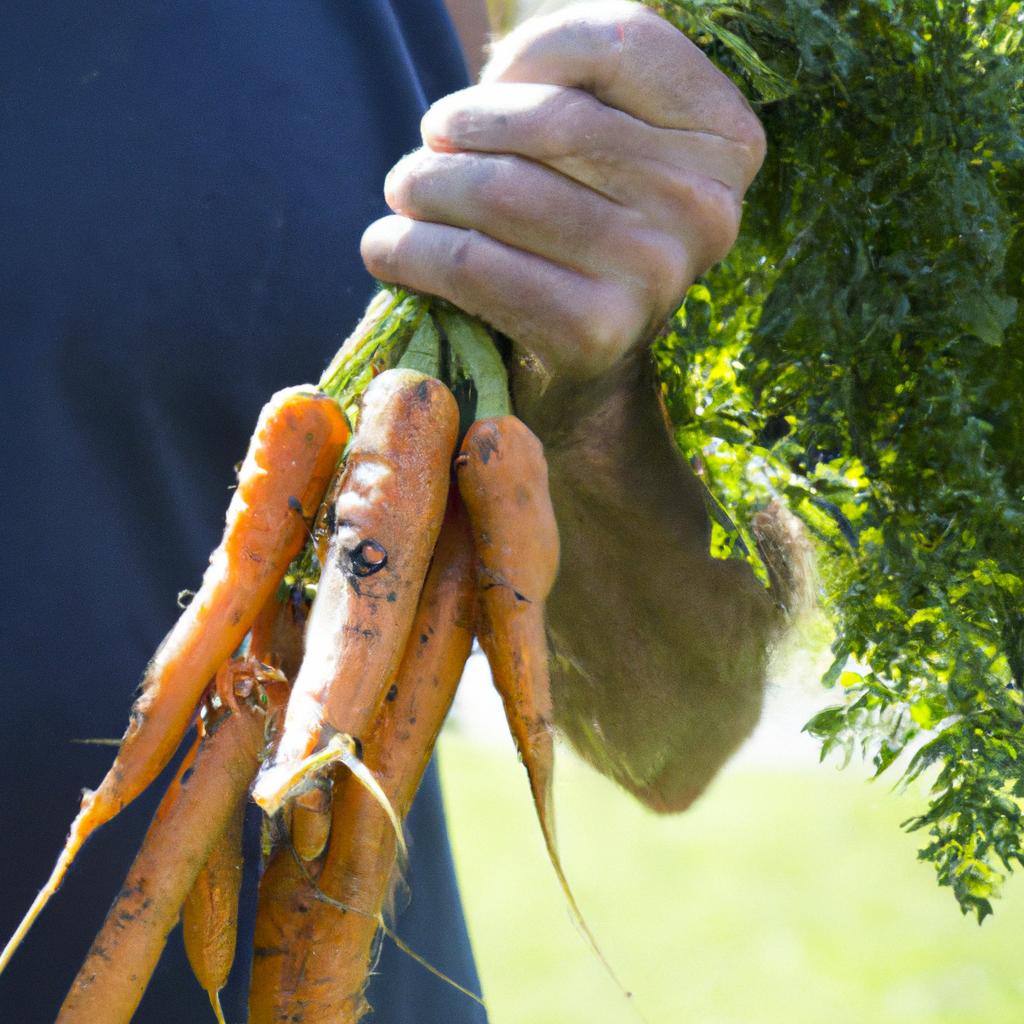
[361,0,765,382]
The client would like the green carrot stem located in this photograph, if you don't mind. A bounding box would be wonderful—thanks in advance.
[436,308,511,421]
[318,288,427,406]
[396,315,442,377]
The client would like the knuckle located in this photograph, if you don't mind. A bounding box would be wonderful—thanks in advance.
[438,228,479,289]
[695,206,741,270]
[534,89,599,159]
[731,107,768,176]
[491,5,592,60]
[463,155,516,216]
[618,1,673,41]
[706,193,743,262]
[618,2,708,80]
[628,230,690,308]
[565,283,644,373]
[739,109,768,159]
[664,174,742,266]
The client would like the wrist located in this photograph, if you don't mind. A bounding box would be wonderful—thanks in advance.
[509,329,714,559]
[509,342,656,450]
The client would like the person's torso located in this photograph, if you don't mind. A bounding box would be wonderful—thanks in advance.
[0,3,485,1020]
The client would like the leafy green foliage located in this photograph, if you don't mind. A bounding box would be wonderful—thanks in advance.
[651,0,1024,919]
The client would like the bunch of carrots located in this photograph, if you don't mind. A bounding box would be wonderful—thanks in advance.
[0,289,610,1023]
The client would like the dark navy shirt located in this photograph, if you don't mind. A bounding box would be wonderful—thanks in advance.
[0,3,486,1021]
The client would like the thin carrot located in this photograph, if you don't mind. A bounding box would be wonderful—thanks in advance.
[182,583,309,1019]
[182,790,245,1024]
[56,691,268,1024]
[456,416,634,999]
[252,369,458,814]
[0,387,348,976]
[456,415,606,935]
[244,583,332,1023]
[250,494,478,1023]
[266,786,390,1024]
[455,415,559,847]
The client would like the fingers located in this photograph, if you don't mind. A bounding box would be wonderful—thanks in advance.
[360,1,768,381]
[361,215,654,379]
[383,146,688,288]
[482,0,765,159]
[421,82,755,198]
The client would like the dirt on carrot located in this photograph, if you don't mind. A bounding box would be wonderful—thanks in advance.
[182,785,246,1024]
[251,492,478,1023]
[454,416,578,916]
[252,369,459,815]
[0,388,347,978]
[455,415,559,833]
[247,830,325,1024]
[56,687,268,1024]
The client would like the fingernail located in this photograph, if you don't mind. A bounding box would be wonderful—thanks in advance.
[421,105,455,148]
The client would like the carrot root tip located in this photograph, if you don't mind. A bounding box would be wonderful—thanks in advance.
[209,988,227,1024]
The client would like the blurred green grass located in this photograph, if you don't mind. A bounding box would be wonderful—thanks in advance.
[437,729,1024,1024]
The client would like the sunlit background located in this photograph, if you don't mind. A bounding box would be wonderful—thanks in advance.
[438,628,1024,1024]
[428,4,1024,1022]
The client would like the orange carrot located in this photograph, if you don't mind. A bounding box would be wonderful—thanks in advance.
[246,607,330,1021]
[250,494,478,1023]
[456,416,631,996]
[370,494,477,817]
[455,415,598,923]
[455,415,559,848]
[249,580,313,683]
[290,784,333,862]
[244,586,331,1022]
[182,789,246,1024]
[247,831,323,1024]
[252,369,458,814]
[56,693,267,1024]
[181,586,305,1020]
[255,583,335,861]
[0,387,347,977]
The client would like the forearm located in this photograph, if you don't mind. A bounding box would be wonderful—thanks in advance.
[364,2,778,811]
[512,348,710,539]
[516,352,782,812]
